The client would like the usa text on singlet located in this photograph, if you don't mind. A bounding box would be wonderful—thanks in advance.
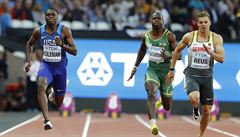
[43,41,61,62]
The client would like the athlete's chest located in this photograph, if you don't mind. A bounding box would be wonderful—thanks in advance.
[189,41,214,53]
[41,33,61,46]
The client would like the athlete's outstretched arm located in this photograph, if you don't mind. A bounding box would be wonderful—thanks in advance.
[134,36,147,68]
[203,34,224,63]
[25,28,40,72]
[127,36,147,81]
[56,26,77,56]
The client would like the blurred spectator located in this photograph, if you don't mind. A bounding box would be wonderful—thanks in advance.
[189,0,205,11]
[171,0,188,24]
[11,0,23,19]
[204,0,219,32]
[0,51,8,80]
[101,0,112,21]
[21,0,34,20]
[136,0,150,16]
[234,2,240,36]
[0,0,12,35]
[72,0,86,22]
[217,0,228,16]
[11,0,33,21]
[51,0,66,15]
[38,0,51,12]
[126,5,146,29]
[151,1,170,27]
[62,8,74,22]
[170,5,185,25]
[32,3,45,25]
[87,0,104,22]
[187,8,199,31]
[218,0,238,40]
[106,0,128,30]
[64,0,75,11]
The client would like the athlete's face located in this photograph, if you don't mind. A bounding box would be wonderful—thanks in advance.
[45,9,58,25]
[151,13,163,29]
[197,16,211,33]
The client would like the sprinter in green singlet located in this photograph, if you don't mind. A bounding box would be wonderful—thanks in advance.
[127,11,178,135]
[165,11,225,137]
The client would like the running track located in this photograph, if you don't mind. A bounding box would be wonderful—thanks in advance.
[0,112,239,137]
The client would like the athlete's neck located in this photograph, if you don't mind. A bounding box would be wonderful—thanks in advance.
[46,24,57,34]
[152,28,164,37]
[198,30,210,39]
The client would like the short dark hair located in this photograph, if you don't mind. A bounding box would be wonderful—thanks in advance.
[152,11,162,17]
[198,11,210,19]
[44,8,58,15]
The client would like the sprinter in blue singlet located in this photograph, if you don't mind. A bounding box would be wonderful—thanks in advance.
[24,8,77,130]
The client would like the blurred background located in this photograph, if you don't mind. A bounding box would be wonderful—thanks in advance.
[0,0,239,116]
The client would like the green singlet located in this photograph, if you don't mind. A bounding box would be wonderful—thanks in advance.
[144,29,173,97]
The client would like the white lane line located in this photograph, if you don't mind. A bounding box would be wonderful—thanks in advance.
[134,114,167,137]
[229,118,240,124]
[182,116,240,137]
[82,114,92,137]
[0,114,41,136]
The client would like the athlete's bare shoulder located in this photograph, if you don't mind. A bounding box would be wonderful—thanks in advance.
[212,32,223,43]
[62,25,70,32]
[141,31,148,41]
[184,31,194,39]
[29,27,41,41]
[32,27,41,36]
[62,25,72,37]
[212,32,224,50]
[166,30,176,40]
[181,31,194,45]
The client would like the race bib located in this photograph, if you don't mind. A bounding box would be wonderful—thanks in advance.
[43,45,61,62]
[191,52,210,69]
[149,46,164,63]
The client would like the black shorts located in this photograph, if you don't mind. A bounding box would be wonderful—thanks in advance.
[184,75,213,105]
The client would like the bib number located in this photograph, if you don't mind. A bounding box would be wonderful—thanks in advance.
[43,45,62,62]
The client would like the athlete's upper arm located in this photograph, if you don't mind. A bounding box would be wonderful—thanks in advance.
[167,31,177,51]
[62,26,76,48]
[139,34,147,52]
[214,34,224,56]
[27,28,40,46]
[176,32,192,52]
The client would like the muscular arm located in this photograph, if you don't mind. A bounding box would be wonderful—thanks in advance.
[127,35,147,81]
[169,32,192,69]
[61,26,77,56]
[134,36,147,67]
[165,32,192,84]
[208,34,224,63]
[26,28,40,63]
[167,31,181,60]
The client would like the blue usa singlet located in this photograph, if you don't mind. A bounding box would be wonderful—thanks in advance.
[37,24,67,96]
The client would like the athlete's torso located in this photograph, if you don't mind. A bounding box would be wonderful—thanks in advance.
[184,31,215,76]
[145,29,172,70]
[40,24,67,66]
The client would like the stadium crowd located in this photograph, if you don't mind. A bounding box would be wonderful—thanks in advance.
[0,0,239,39]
